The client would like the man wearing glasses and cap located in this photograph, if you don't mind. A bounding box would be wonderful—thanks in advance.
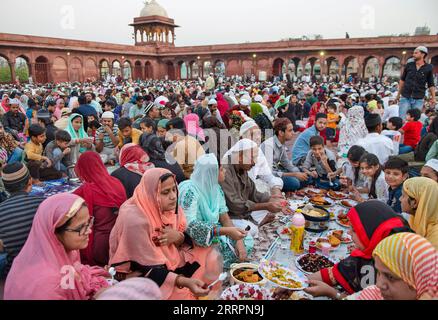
[396,46,436,119]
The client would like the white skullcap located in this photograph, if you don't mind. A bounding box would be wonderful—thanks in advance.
[8,98,20,105]
[240,98,250,106]
[425,159,438,172]
[208,98,217,105]
[254,95,263,103]
[415,46,428,55]
[239,120,258,137]
[223,139,258,159]
[102,111,115,119]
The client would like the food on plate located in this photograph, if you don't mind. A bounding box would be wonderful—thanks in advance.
[295,190,307,197]
[280,227,291,235]
[341,200,354,208]
[259,261,306,290]
[332,230,344,240]
[310,196,331,206]
[328,235,341,247]
[327,190,347,200]
[233,268,263,283]
[337,213,351,227]
[297,254,335,273]
[306,209,328,218]
[221,284,272,300]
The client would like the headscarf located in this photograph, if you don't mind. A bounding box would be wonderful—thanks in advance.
[179,154,223,224]
[96,278,162,300]
[74,152,127,263]
[338,106,368,151]
[347,200,411,259]
[109,168,187,272]
[53,98,65,120]
[157,119,169,129]
[66,114,89,153]
[20,95,29,111]
[141,133,166,161]
[119,143,154,177]
[1,94,10,113]
[250,103,264,119]
[356,233,438,300]
[403,177,438,249]
[184,113,205,141]
[215,92,230,117]
[4,194,109,300]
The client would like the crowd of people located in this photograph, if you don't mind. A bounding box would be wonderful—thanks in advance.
[0,46,437,300]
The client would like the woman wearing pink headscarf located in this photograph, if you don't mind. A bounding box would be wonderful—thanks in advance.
[215,93,230,117]
[4,193,110,300]
[53,98,66,121]
[183,113,205,142]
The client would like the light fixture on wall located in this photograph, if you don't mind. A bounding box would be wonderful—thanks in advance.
[122,56,125,60]
[67,52,71,56]
[402,51,407,55]
[320,51,325,57]
[197,56,201,60]
[253,54,257,59]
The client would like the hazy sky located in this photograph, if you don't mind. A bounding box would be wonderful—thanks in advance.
[1,0,437,46]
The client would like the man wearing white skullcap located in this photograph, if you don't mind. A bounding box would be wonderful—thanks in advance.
[421,159,438,183]
[220,139,287,237]
[96,111,119,165]
[239,121,284,195]
[396,45,436,119]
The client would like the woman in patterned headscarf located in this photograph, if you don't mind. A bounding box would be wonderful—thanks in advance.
[338,106,368,154]
[351,233,438,300]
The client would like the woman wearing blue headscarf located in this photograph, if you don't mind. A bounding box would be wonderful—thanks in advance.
[178,154,253,268]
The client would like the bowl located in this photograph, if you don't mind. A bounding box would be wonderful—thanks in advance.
[229,263,267,286]
[300,205,330,233]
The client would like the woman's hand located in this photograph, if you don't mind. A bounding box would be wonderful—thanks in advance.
[235,240,248,262]
[223,227,247,241]
[156,227,183,246]
[304,280,338,299]
[178,277,210,297]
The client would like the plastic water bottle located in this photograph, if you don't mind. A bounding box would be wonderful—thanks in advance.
[290,211,306,255]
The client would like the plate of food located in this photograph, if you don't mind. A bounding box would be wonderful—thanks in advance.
[295,253,336,274]
[327,230,353,244]
[221,284,273,300]
[277,225,292,240]
[327,190,349,200]
[272,289,314,300]
[315,236,341,251]
[336,213,352,228]
[230,263,266,285]
[305,188,327,197]
[310,196,335,207]
[340,199,358,209]
[258,259,308,291]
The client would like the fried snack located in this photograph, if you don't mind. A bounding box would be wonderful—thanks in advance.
[234,269,262,283]
[341,200,353,208]
[311,196,328,205]
[332,230,344,240]
[328,235,341,247]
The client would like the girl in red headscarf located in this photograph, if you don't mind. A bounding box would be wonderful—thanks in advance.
[74,151,127,267]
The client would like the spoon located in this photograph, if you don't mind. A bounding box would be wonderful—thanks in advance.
[208,272,228,289]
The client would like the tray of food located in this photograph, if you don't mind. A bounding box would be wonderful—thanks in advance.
[336,213,352,228]
[295,253,335,274]
[221,284,273,300]
[258,259,308,291]
[327,190,349,200]
[327,230,353,244]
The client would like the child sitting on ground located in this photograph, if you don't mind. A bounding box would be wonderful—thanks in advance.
[339,145,368,190]
[351,153,389,203]
[382,117,403,155]
[301,136,340,190]
[383,157,409,214]
[44,130,72,174]
[399,109,422,155]
[24,124,62,185]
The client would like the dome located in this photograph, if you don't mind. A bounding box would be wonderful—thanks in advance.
[140,0,168,18]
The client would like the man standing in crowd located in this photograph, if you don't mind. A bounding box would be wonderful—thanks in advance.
[396,46,436,119]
